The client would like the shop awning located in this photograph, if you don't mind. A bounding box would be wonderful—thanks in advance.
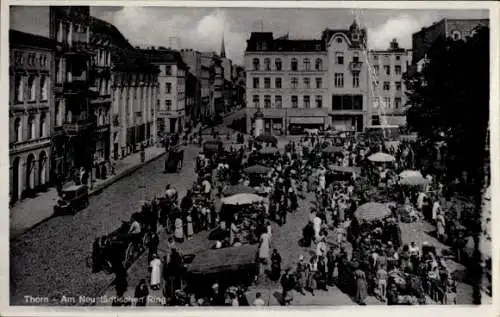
[289,117,324,124]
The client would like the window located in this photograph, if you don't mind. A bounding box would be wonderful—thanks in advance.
[371,115,380,126]
[40,75,48,101]
[165,99,172,111]
[336,37,342,44]
[275,58,282,71]
[28,76,36,101]
[166,83,172,93]
[252,58,260,71]
[275,78,282,89]
[373,65,380,73]
[253,77,260,89]
[275,95,282,108]
[28,115,36,139]
[352,72,360,88]
[40,55,47,68]
[304,78,310,89]
[55,100,62,126]
[166,65,172,75]
[315,77,322,89]
[264,58,271,71]
[264,95,271,108]
[384,97,391,109]
[334,73,344,88]
[315,58,323,71]
[15,76,24,103]
[353,51,360,63]
[395,65,402,75]
[374,55,378,61]
[14,117,21,142]
[395,81,402,91]
[304,58,310,71]
[15,52,24,64]
[304,96,310,108]
[264,77,271,89]
[291,58,298,71]
[291,77,298,89]
[383,81,390,91]
[332,95,363,110]
[396,55,401,61]
[384,65,390,75]
[452,30,461,41]
[315,95,323,108]
[336,52,344,65]
[252,95,260,107]
[291,95,298,108]
[395,97,402,108]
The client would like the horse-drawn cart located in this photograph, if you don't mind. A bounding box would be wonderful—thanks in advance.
[165,146,184,173]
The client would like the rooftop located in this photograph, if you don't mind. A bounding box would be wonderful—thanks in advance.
[10,29,59,50]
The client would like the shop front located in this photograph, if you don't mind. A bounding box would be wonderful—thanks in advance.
[330,114,364,132]
[288,116,325,130]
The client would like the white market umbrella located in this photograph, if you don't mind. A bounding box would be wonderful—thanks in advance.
[221,193,264,205]
[368,152,395,163]
[399,170,423,179]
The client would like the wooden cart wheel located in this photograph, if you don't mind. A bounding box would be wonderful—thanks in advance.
[123,243,135,268]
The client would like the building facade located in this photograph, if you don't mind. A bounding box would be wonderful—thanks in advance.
[412,18,489,66]
[111,52,158,158]
[180,49,202,123]
[89,17,113,170]
[368,39,412,127]
[9,30,55,203]
[50,6,97,182]
[244,32,330,135]
[142,49,187,136]
[200,64,212,121]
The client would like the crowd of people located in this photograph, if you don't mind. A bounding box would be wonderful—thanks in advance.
[106,127,481,307]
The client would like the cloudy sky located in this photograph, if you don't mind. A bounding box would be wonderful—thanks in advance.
[10,6,488,64]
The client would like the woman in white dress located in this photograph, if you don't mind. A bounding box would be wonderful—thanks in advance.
[150,254,162,290]
[174,217,184,242]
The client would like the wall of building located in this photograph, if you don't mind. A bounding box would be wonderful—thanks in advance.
[9,45,53,202]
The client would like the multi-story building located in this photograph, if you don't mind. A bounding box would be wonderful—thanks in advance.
[244,32,329,135]
[89,17,113,172]
[321,21,369,132]
[185,72,198,128]
[233,65,246,107]
[50,6,97,182]
[212,56,225,117]
[142,48,187,135]
[368,39,412,127]
[220,35,233,113]
[412,18,489,66]
[107,29,158,159]
[9,30,56,203]
[200,63,212,121]
[180,49,202,123]
[111,49,159,158]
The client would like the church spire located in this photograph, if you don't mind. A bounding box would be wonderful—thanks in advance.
[220,32,226,58]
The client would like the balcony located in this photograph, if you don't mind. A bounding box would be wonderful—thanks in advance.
[63,120,93,135]
[349,61,363,72]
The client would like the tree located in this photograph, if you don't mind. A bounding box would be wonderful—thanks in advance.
[404,26,489,305]
[403,26,489,185]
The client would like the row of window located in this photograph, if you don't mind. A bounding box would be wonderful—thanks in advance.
[94,49,111,67]
[373,81,403,91]
[252,94,323,109]
[56,21,90,45]
[371,65,403,76]
[12,113,48,143]
[14,52,49,68]
[252,77,324,89]
[252,57,324,72]
[374,97,403,109]
[373,54,403,62]
[14,75,49,103]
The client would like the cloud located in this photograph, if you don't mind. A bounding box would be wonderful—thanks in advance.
[94,7,247,64]
[367,13,436,49]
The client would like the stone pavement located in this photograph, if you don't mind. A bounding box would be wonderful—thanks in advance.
[9,146,166,239]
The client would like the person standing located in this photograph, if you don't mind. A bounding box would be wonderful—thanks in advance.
[174,217,184,243]
[150,254,162,291]
[134,279,149,306]
[270,249,282,281]
[355,268,368,305]
[280,267,294,306]
[306,256,318,296]
[295,255,307,295]
[376,266,388,302]
[148,232,159,263]
[258,230,271,275]
[326,248,336,286]
[186,215,194,240]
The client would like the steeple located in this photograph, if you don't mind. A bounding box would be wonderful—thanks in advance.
[220,32,226,58]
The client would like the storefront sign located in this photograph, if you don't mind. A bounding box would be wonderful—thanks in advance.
[289,117,324,125]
